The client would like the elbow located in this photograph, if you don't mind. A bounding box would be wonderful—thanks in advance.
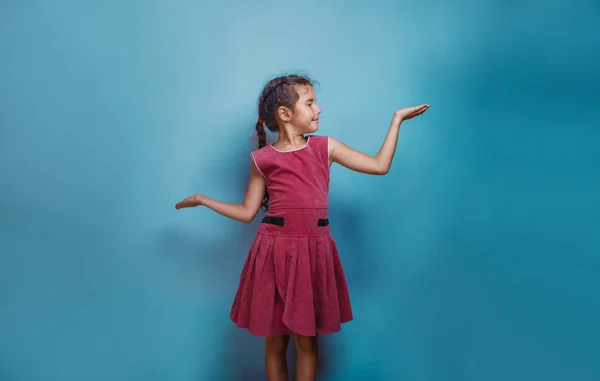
[375,165,390,176]
[240,208,259,224]
[372,158,390,175]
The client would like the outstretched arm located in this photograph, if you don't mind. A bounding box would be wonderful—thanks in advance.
[175,160,266,223]
[329,104,429,175]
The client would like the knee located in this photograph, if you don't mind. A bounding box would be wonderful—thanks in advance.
[294,335,317,353]
[266,335,290,354]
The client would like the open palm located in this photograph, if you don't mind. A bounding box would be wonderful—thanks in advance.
[175,194,203,209]
[394,104,430,121]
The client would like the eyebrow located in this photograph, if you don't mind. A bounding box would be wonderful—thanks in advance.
[305,98,315,102]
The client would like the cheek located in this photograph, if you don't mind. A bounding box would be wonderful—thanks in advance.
[300,110,312,121]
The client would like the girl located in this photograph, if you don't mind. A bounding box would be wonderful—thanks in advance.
[176,74,429,381]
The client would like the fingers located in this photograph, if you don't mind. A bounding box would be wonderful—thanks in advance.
[410,105,427,113]
[413,104,430,116]
[176,198,198,209]
[402,105,429,119]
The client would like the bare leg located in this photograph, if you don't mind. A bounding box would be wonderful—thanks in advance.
[293,334,318,381]
[265,334,290,381]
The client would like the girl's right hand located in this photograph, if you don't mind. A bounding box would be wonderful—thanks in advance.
[175,194,204,209]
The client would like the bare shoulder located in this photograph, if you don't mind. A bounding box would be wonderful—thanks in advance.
[327,136,349,155]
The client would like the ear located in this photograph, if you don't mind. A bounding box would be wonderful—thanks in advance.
[277,105,293,122]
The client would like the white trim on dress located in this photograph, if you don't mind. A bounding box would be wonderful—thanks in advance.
[269,136,311,153]
[250,152,266,178]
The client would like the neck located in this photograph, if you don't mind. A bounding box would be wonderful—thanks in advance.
[275,130,307,148]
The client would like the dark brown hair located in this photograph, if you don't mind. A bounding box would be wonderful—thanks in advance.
[255,74,316,211]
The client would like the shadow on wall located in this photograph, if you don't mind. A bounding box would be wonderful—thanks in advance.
[327,197,375,291]
[152,127,263,379]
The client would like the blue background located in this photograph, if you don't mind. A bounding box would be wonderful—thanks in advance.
[1,1,599,380]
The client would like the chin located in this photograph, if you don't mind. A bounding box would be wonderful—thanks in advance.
[306,123,319,134]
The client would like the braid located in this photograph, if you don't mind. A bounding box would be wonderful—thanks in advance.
[255,119,269,210]
[255,120,267,149]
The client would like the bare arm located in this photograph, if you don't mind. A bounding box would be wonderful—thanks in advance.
[329,104,429,175]
[175,160,266,223]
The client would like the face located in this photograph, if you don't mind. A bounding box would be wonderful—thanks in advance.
[289,85,322,133]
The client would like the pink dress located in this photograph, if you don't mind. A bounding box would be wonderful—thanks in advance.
[230,135,353,337]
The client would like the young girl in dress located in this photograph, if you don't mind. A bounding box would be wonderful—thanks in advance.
[176,74,429,381]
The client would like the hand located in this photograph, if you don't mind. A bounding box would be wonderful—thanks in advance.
[394,104,430,122]
[175,194,204,210]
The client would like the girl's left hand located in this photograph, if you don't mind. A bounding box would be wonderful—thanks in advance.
[394,104,430,121]
[175,194,204,209]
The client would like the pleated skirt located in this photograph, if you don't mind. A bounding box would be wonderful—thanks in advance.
[230,207,353,337]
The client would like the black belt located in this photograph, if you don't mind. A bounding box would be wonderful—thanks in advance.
[262,216,329,227]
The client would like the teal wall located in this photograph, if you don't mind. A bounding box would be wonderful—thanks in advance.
[1,1,598,380]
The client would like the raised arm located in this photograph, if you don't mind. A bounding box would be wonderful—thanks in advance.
[329,104,429,175]
[175,160,266,223]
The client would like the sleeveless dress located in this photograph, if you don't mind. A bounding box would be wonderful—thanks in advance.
[230,135,353,337]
